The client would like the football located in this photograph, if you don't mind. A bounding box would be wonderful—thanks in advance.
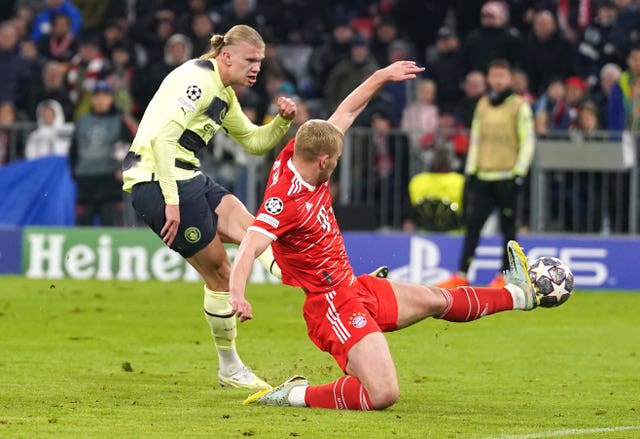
[528,256,574,307]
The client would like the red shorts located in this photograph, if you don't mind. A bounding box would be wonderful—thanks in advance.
[302,275,398,372]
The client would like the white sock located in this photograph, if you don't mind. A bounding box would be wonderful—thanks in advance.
[287,385,308,407]
[504,283,526,310]
[203,286,244,375]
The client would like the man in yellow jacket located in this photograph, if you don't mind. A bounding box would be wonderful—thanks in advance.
[439,59,534,288]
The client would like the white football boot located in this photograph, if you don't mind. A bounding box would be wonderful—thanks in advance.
[218,366,272,390]
[243,375,308,406]
[504,240,540,311]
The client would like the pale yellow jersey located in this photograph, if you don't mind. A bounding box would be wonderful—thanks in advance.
[123,58,292,204]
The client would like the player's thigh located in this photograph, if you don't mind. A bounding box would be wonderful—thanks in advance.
[131,178,216,258]
[214,194,254,245]
[186,233,231,290]
[388,280,448,329]
[345,332,399,408]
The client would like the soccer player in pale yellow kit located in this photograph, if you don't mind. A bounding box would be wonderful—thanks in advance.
[122,25,296,390]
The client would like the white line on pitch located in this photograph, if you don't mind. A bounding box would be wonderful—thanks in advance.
[486,425,640,439]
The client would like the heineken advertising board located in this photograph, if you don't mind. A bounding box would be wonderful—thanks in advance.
[22,227,277,283]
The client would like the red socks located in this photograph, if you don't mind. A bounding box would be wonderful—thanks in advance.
[439,286,514,322]
[304,375,372,410]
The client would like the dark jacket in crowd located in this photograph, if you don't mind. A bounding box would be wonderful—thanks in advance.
[525,31,575,95]
[0,48,33,111]
[463,26,524,73]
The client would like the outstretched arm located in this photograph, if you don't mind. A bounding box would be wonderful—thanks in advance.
[229,229,273,322]
[327,61,425,134]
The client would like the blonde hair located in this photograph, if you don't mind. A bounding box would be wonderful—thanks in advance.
[200,24,264,59]
[294,120,344,162]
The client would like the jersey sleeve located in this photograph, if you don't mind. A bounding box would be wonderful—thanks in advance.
[221,91,292,155]
[249,184,299,241]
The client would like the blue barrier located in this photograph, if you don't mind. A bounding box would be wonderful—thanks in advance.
[0,226,21,274]
[0,156,76,226]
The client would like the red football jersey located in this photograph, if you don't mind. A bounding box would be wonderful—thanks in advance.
[249,139,354,292]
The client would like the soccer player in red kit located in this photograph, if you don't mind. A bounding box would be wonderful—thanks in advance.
[229,61,543,411]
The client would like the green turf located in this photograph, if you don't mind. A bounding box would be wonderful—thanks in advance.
[1,277,638,438]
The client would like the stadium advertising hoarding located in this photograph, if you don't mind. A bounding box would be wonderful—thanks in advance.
[344,233,634,290]
[22,227,278,284]
[19,228,639,290]
[0,226,22,274]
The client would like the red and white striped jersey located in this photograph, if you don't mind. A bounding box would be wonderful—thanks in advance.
[249,139,354,292]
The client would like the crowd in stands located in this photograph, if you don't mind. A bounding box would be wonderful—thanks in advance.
[1,0,639,226]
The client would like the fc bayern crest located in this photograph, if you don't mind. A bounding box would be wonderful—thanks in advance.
[350,312,367,329]
[186,85,202,101]
[264,197,284,215]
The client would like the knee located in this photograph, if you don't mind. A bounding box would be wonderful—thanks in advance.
[368,384,400,410]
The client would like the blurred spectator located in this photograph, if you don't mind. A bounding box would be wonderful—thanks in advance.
[219,0,259,33]
[189,12,216,56]
[393,0,448,65]
[565,75,587,125]
[36,12,78,62]
[401,79,439,153]
[381,39,414,117]
[0,101,18,165]
[176,0,213,35]
[30,0,83,41]
[524,10,574,95]
[590,62,621,127]
[105,44,136,116]
[606,44,640,131]
[576,0,620,86]
[512,68,535,104]
[99,19,132,61]
[454,70,486,128]
[24,99,73,159]
[138,16,176,66]
[70,80,133,226]
[133,33,192,116]
[0,21,33,114]
[27,60,74,121]
[451,0,485,40]
[66,33,106,109]
[308,21,354,99]
[73,0,108,32]
[253,43,298,121]
[324,35,378,112]
[610,0,640,57]
[534,78,572,136]
[370,17,400,66]
[573,99,600,134]
[554,0,593,44]
[425,26,465,113]
[462,1,525,73]
[11,7,34,42]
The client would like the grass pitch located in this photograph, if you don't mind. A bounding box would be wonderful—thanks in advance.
[1,277,639,438]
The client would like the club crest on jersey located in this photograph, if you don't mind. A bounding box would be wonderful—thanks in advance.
[186,85,202,101]
[349,312,367,329]
[265,197,284,215]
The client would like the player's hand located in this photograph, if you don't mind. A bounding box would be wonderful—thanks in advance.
[161,204,180,247]
[229,294,253,322]
[382,60,425,82]
[277,96,297,120]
